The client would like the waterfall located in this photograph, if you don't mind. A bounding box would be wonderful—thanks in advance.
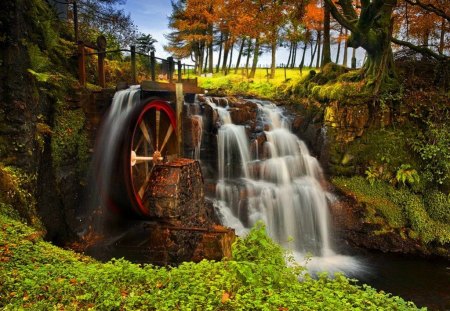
[82,86,141,233]
[206,98,360,273]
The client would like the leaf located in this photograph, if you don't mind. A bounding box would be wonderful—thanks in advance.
[221,291,230,303]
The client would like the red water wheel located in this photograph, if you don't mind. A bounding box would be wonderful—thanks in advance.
[109,98,178,218]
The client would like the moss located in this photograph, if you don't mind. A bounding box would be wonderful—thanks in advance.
[0,166,44,231]
[51,104,90,176]
[344,126,420,182]
[424,191,450,223]
[333,176,450,245]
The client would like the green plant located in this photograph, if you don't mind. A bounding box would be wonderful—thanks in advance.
[0,211,422,310]
[396,164,420,187]
[365,166,381,186]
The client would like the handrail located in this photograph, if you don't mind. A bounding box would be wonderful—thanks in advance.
[77,40,196,88]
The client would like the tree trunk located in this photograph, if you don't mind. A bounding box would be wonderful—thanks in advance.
[343,29,348,67]
[216,33,223,73]
[227,42,234,74]
[309,39,318,68]
[351,47,356,69]
[439,17,446,54]
[290,43,297,68]
[244,39,252,76]
[286,42,293,68]
[234,38,246,73]
[203,48,208,73]
[335,26,343,63]
[299,42,307,74]
[270,41,276,79]
[322,1,331,66]
[222,33,230,73]
[249,37,260,79]
[208,26,213,73]
[315,31,322,68]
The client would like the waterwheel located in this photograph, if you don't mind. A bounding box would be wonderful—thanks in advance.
[107,97,178,218]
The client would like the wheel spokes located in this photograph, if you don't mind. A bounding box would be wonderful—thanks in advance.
[160,124,173,153]
[139,120,152,145]
[131,105,176,202]
[155,109,160,150]
[138,177,149,198]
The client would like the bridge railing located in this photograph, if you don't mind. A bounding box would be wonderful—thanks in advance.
[77,39,196,88]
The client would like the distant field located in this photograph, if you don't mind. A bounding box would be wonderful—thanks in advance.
[195,67,317,83]
[194,67,319,98]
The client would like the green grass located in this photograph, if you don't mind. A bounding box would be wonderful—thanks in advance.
[0,209,422,310]
[198,68,315,99]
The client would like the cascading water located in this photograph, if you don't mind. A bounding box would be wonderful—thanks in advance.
[82,86,141,233]
[207,97,360,273]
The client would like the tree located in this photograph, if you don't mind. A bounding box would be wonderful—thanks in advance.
[322,0,332,66]
[324,0,449,93]
[135,34,157,54]
[70,0,138,47]
[304,1,324,68]
[324,0,399,92]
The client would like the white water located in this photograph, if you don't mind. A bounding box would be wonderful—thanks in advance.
[207,98,361,274]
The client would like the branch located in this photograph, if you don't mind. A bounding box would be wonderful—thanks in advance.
[336,0,358,21]
[404,0,450,22]
[323,0,356,33]
[391,37,448,61]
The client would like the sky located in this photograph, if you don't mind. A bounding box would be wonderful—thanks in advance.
[124,0,365,67]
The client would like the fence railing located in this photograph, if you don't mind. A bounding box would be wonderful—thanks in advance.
[77,38,196,88]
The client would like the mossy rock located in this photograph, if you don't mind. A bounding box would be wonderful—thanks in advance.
[0,165,44,231]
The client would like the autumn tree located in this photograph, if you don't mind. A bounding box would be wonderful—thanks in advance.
[165,0,216,73]
[304,1,323,68]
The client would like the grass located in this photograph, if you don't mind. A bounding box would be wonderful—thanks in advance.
[197,68,316,99]
[0,206,422,310]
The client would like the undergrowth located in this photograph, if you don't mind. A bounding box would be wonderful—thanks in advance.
[0,211,421,310]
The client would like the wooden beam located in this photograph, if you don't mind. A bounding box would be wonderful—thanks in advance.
[140,80,203,94]
[175,83,184,157]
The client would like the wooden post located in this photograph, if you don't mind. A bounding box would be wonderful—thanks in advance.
[73,1,79,43]
[284,64,287,81]
[98,51,105,88]
[130,45,136,84]
[177,60,182,82]
[167,57,174,83]
[175,83,184,157]
[150,51,156,81]
[78,42,86,86]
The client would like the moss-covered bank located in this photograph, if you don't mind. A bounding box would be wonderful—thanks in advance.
[0,0,91,243]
